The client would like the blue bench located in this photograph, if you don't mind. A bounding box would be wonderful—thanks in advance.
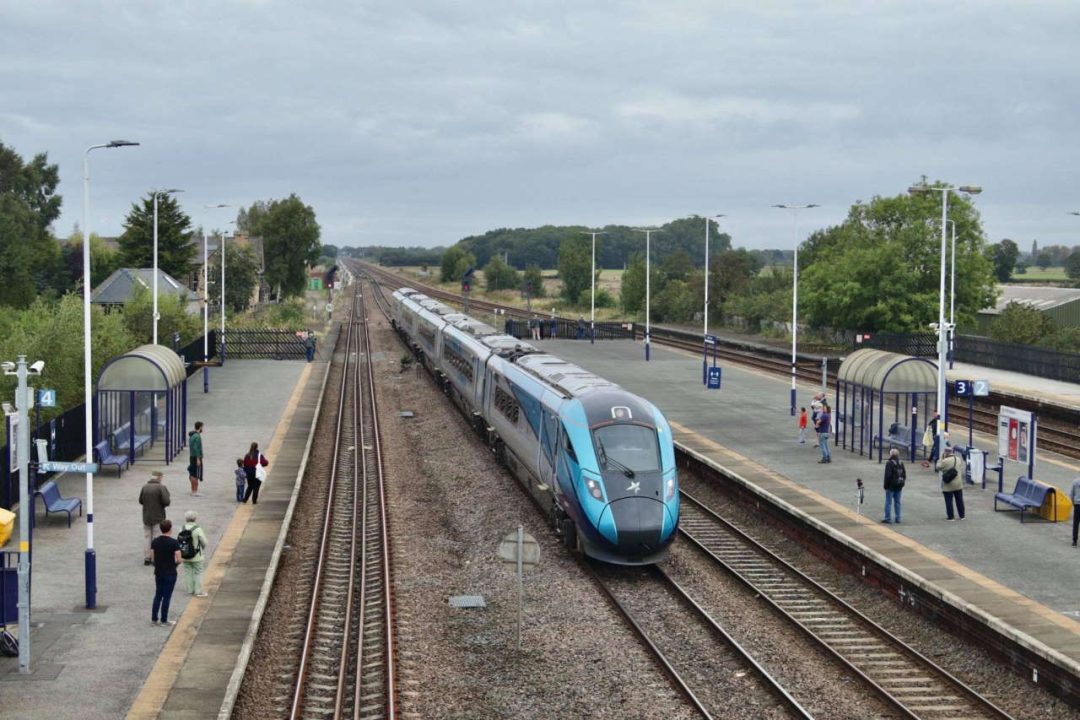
[994,476,1055,523]
[34,481,82,528]
[94,440,129,476]
[112,422,151,457]
[875,423,916,452]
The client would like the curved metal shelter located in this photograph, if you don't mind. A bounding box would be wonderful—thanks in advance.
[95,344,188,466]
[835,348,937,463]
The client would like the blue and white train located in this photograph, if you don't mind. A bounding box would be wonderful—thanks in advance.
[391,287,679,565]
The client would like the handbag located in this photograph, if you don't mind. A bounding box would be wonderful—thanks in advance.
[255,463,267,483]
[922,427,933,448]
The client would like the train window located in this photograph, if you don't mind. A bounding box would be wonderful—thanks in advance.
[593,424,660,472]
[494,386,520,424]
[540,411,558,463]
[561,424,577,461]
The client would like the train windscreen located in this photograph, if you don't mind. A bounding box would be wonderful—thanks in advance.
[592,424,660,473]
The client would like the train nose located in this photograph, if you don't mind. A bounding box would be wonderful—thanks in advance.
[608,496,667,555]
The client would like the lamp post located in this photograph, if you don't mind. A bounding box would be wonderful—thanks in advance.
[152,188,184,345]
[3,356,44,673]
[203,205,230,378]
[579,230,606,344]
[702,214,725,384]
[773,204,819,416]
[219,220,235,362]
[83,139,138,609]
[946,219,957,369]
[908,183,982,444]
[633,228,658,361]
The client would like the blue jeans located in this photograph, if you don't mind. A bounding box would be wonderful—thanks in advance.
[235,482,246,502]
[153,573,178,622]
[305,346,315,362]
[818,432,831,461]
[884,489,902,521]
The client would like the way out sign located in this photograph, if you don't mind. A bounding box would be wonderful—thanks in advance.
[498,526,539,651]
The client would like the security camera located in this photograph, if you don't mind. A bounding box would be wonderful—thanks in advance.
[1,402,13,416]
[1,361,14,374]
[29,360,45,374]
[928,323,939,330]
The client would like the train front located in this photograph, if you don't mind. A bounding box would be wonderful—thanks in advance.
[566,392,679,565]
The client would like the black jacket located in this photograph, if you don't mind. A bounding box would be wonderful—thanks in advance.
[884,457,906,491]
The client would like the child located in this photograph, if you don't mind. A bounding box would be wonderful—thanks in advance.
[798,407,808,444]
[234,458,246,503]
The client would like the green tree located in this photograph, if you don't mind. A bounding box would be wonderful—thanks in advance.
[0,141,65,307]
[61,228,122,288]
[557,236,592,303]
[1064,251,1080,280]
[118,192,195,279]
[989,302,1057,345]
[121,285,202,345]
[709,248,756,318]
[440,246,473,283]
[482,255,519,291]
[249,195,321,299]
[208,240,261,313]
[988,239,1020,282]
[1035,252,1053,270]
[236,200,270,234]
[660,249,693,281]
[652,279,697,322]
[800,187,997,332]
[521,265,545,299]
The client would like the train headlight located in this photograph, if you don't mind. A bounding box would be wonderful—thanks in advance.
[665,477,676,500]
[586,477,604,501]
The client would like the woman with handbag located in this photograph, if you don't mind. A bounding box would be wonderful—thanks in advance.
[936,447,965,521]
[242,442,269,505]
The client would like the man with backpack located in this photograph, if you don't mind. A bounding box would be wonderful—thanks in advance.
[177,510,209,597]
[882,448,906,524]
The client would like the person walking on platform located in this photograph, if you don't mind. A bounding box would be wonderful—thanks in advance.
[303,330,316,362]
[179,510,209,597]
[530,315,541,341]
[242,442,269,505]
[577,316,586,339]
[234,458,247,503]
[815,403,832,463]
[936,447,965,520]
[798,407,808,444]
[139,471,170,566]
[1070,475,1080,547]
[150,519,181,626]
[188,420,204,496]
[882,448,906,523]
[923,412,941,468]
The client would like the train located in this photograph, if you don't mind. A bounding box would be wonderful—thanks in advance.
[388,286,679,565]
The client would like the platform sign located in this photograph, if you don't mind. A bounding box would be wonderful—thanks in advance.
[704,334,718,346]
[973,380,990,396]
[707,366,722,389]
[39,461,98,474]
[954,380,974,397]
[37,389,56,408]
[997,406,1036,479]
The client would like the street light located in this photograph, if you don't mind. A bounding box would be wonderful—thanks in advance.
[946,219,957,369]
[152,188,184,345]
[82,139,138,610]
[203,205,231,389]
[4,356,43,673]
[579,230,606,344]
[702,214,725,384]
[773,204,819,416]
[908,183,982,445]
[633,228,659,361]
[219,219,236,363]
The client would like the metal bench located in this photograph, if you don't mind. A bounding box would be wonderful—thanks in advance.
[874,423,916,451]
[112,422,151,458]
[994,476,1055,523]
[93,440,129,476]
[34,481,82,528]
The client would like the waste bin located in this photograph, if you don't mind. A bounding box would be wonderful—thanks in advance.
[0,508,13,548]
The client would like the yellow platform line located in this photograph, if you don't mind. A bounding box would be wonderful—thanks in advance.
[126,363,312,720]
[670,420,1080,635]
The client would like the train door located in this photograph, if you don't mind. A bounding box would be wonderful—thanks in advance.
[538,399,560,495]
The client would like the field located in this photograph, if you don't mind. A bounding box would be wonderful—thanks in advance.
[1011,266,1069,281]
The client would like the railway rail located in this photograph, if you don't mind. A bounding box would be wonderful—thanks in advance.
[678,490,1016,720]
[356,262,1080,461]
[287,283,396,719]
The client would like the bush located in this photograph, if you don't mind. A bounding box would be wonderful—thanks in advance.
[576,288,615,308]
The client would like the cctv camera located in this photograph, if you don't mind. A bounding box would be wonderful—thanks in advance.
[1,402,13,416]
[1,361,14,374]
[29,360,44,374]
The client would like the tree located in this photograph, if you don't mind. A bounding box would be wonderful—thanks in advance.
[482,255,519,292]
[988,239,1019,282]
[208,240,261,313]
[521,265,545,299]
[989,302,1056,346]
[118,192,195,279]
[800,186,997,333]
[652,279,697,322]
[61,228,121,288]
[0,141,65,307]
[1035,252,1053,270]
[619,253,662,314]
[1064,251,1080,280]
[440,246,474,283]
[236,200,270,234]
[246,195,321,299]
[557,236,592,303]
[121,285,202,345]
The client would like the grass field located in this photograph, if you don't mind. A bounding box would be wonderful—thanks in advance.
[1012,266,1068,281]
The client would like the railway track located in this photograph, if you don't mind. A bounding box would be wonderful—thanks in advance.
[287,283,396,719]
[587,561,812,720]
[678,490,1016,720]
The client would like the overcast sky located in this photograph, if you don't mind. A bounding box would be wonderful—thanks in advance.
[3,1,1079,252]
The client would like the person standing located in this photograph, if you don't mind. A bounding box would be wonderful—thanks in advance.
[139,471,170,566]
[936,447,965,520]
[577,316,586,340]
[179,510,209,597]
[242,442,269,505]
[234,458,247,503]
[303,330,316,362]
[1070,475,1080,547]
[923,412,941,468]
[815,403,832,464]
[188,421,204,496]
[150,519,181,626]
[882,448,906,524]
[798,407,808,444]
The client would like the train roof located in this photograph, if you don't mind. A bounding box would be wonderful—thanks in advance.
[482,335,538,357]
[453,319,498,338]
[514,354,617,398]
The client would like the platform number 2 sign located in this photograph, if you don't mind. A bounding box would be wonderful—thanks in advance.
[955,380,990,398]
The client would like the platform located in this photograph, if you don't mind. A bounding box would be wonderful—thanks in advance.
[541,339,1080,666]
[0,357,327,720]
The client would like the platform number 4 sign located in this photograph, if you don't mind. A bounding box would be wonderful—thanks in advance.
[37,388,56,408]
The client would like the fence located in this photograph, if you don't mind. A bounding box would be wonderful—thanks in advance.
[226,329,307,359]
[503,319,634,341]
[856,332,1080,383]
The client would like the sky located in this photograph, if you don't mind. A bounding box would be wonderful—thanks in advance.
[2,1,1079,253]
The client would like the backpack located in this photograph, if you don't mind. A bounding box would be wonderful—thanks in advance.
[177,526,198,560]
[895,461,906,489]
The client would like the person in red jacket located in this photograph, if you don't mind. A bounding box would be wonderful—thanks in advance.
[242,442,269,505]
[797,407,808,444]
